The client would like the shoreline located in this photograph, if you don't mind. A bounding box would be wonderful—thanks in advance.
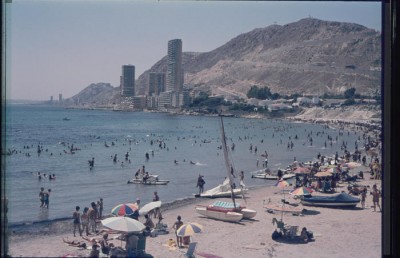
[8,167,382,258]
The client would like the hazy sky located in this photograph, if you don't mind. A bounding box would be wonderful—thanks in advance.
[6,0,381,101]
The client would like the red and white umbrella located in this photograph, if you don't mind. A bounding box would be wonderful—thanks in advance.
[111,203,139,216]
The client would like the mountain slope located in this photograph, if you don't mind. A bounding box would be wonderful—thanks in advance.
[136,18,381,97]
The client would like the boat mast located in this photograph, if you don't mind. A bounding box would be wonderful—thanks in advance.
[219,115,237,208]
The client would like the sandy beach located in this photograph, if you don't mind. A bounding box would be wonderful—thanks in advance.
[8,167,382,258]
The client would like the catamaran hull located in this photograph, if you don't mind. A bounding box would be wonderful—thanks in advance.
[241,208,257,219]
[199,189,247,198]
[195,207,243,222]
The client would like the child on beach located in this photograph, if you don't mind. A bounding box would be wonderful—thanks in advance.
[172,215,184,248]
[361,187,367,209]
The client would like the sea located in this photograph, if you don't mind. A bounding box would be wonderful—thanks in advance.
[4,104,362,228]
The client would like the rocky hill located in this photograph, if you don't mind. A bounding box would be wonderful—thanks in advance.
[69,18,381,104]
[136,18,381,97]
[67,83,120,105]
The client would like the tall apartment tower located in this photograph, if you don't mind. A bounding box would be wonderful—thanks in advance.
[166,39,183,92]
[121,65,135,97]
[148,73,166,96]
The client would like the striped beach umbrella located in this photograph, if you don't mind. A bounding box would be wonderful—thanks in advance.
[176,222,203,237]
[111,203,139,216]
[275,179,290,188]
[290,186,314,196]
[292,166,311,174]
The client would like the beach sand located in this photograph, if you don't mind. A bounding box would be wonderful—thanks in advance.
[8,170,381,258]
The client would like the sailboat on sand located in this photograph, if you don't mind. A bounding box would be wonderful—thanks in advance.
[195,116,257,222]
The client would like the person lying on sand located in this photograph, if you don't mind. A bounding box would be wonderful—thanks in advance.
[62,238,87,249]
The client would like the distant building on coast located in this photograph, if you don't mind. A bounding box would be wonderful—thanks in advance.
[148,72,166,96]
[166,39,183,93]
[59,94,63,103]
[121,65,135,97]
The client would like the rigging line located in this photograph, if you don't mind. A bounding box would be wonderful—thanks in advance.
[219,116,237,208]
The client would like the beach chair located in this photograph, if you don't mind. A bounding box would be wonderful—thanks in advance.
[180,242,197,258]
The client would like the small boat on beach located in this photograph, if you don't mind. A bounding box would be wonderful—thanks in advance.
[127,174,169,185]
[196,200,256,222]
[301,192,360,208]
[251,169,296,180]
[196,178,247,198]
[195,115,255,222]
[196,205,243,222]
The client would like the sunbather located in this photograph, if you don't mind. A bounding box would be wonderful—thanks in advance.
[62,238,87,249]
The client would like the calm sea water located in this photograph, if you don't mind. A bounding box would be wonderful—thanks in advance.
[5,104,360,225]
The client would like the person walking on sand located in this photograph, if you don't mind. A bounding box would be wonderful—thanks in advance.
[73,206,82,237]
[371,184,382,212]
[173,215,184,248]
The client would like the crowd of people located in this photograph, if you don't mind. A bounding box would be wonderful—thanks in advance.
[71,198,104,237]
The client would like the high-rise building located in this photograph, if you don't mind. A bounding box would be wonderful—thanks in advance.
[59,94,63,102]
[148,72,166,96]
[121,65,135,97]
[166,39,183,93]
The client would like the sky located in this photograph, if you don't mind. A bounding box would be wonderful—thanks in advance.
[5,0,381,101]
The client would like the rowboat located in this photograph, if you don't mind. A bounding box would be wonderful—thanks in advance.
[127,174,169,185]
[251,169,296,180]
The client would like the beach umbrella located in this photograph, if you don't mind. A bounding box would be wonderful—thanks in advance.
[314,171,333,177]
[290,186,314,196]
[343,162,361,169]
[292,167,311,174]
[176,222,203,237]
[275,179,290,220]
[111,203,139,216]
[275,179,290,188]
[101,216,145,233]
[324,167,340,173]
[138,201,162,216]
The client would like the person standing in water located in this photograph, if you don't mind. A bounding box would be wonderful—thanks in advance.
[196,175,205,195]
[39,187,45,207]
